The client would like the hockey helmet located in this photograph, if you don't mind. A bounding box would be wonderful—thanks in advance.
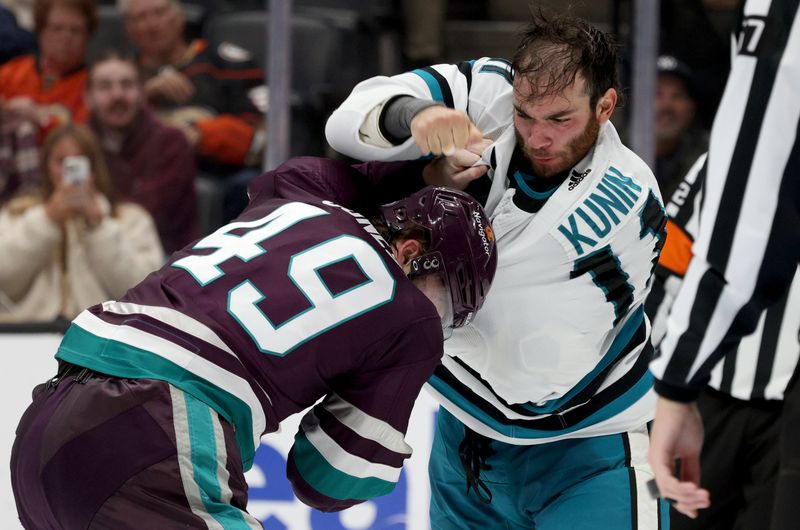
[380,186,498,332]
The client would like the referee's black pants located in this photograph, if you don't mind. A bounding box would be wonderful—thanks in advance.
[670,387,782,530]
[771,365,800,530]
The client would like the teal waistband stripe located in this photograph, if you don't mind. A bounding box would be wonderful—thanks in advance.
[56,323,258,469]
[429,368,653,439]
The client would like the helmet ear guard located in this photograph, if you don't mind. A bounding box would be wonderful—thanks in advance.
[380,186,498,330]
[408,251,445,278]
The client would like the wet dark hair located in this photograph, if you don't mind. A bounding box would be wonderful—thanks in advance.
[88,49,141,87]
[511,8,619,107]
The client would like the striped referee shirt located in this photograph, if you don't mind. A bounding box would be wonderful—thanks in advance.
[646,154,800,401]
[649,0,800,401]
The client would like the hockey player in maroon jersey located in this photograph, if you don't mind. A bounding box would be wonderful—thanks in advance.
[10,156,497,528]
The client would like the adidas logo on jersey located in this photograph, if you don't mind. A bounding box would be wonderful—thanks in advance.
[568,168,591,191]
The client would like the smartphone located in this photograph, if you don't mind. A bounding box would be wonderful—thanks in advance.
[63,155,90,186]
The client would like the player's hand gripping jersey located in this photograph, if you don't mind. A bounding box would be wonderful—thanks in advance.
[55,158,445,511]
[326,58,667,443]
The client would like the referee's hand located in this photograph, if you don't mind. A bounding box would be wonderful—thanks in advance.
[648,397,711,518]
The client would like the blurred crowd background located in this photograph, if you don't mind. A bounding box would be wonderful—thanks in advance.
[0,0,738,325]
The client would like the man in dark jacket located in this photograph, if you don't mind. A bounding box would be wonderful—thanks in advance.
[87,51,198,254]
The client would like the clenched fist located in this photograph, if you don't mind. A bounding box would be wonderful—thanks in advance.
[410,106,484,156]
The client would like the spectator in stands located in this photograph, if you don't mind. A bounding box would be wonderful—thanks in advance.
[0,123,163,323]
[654,55,708,196]
[87,51,198,254]
[0,0,97,130]
[660,0,736,128]
[0,105,39,203]
[119,0,265,174]
[0,5,36,64]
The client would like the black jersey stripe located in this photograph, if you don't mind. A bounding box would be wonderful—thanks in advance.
[644,267,669,320]
[430,335,653,434]
[719,347,739,394]
[689,126,800,390]
[447,317,645,419]
[751,284,790,399]
[621,432,639,530]
[666,268,726,386]
[457,60,473,114]
[707,0,797,272]
[571,246,635,326]
[671,157,705,229]
[419,66,454,109]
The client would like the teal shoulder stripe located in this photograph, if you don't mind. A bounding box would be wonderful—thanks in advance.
[411,69,444,102]
[292,432,396,501]
[428,362,653,439]
[183,392,253,529]
[56,325,257,470]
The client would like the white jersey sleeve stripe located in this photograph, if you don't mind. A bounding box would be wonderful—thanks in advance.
[322,394,412,455]
[299,411,402,481]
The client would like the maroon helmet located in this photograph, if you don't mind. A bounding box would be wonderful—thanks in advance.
[380,186,498,331]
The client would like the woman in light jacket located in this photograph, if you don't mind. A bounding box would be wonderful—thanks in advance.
[0,123,163,322]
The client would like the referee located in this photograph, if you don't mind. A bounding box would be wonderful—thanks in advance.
[648,0,800,526]
[646,153,800,529]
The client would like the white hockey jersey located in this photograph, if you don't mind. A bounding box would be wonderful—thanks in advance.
[326,58,666,443]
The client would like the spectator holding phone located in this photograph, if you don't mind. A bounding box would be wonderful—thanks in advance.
[0,123,163,322]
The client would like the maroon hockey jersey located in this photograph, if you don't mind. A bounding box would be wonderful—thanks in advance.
[56,157,443,511]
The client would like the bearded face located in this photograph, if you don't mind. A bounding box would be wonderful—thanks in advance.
[512,74,607,178]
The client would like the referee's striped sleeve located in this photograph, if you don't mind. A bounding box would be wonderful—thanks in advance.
[644,153,706,347]
[650,0,800,401]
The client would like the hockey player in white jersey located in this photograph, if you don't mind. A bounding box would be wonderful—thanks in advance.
[326,9,669,530]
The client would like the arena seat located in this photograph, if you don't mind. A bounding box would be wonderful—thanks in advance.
[85,6,132,63]
[204,10,340,108]
[196,11,341,233]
